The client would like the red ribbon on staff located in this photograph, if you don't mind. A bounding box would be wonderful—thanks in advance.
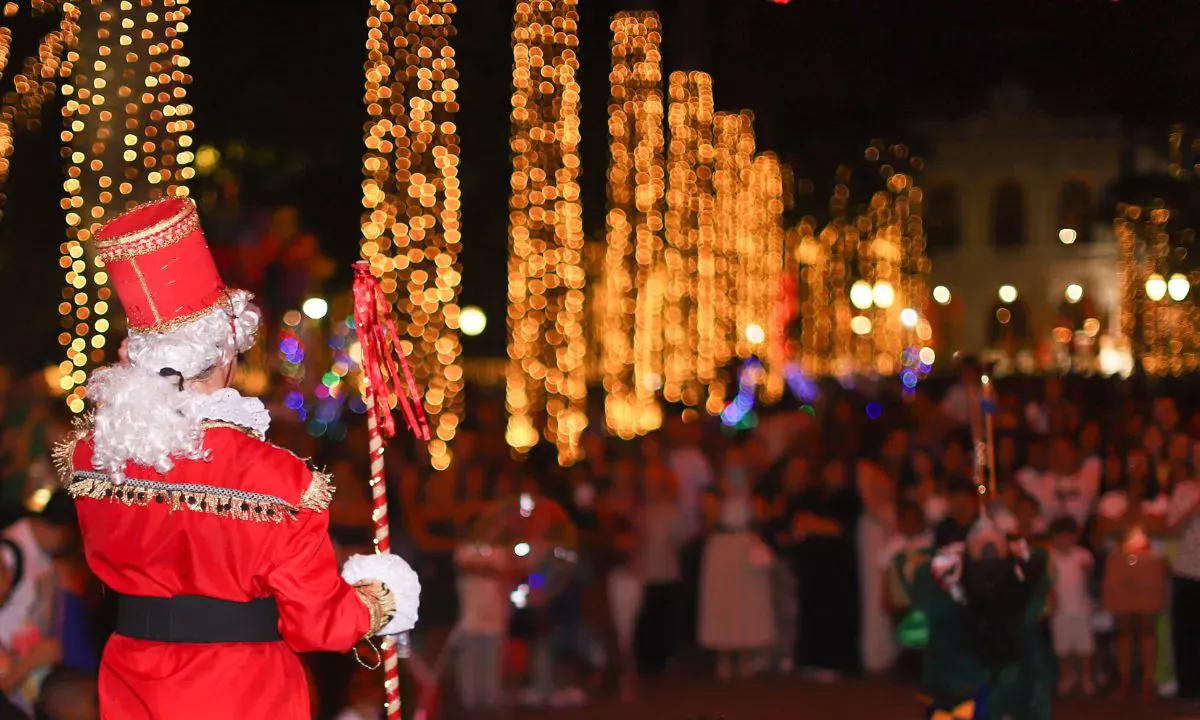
[352,261,431,442]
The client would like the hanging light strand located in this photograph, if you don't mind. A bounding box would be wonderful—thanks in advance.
[59,0,195,413]
[360,0,463,470]
[663,70,714,407]
[603,11,664,438]
[0,1,82,222]
[505,0,586,463]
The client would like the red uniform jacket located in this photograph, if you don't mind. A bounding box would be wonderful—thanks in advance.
[62,423,371,720]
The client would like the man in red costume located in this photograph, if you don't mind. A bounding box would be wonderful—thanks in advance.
[54,196,420,719]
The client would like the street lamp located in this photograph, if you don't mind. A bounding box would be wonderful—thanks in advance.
[302,297,329,320]
[1168,274,1190,302]
[872,281,895,309]
[1145,273,1167,302]
[998,285,1018,304]
[850,280,873,310]
[460,305,487,336]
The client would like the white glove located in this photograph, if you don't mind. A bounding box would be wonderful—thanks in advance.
[342,552,421,636]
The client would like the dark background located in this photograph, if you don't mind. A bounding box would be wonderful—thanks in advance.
[2,0,1198,368]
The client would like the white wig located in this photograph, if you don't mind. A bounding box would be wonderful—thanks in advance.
[88,290,261,479]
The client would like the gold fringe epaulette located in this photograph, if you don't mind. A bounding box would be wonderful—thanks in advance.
[298,469,335,513]
[52,413,94,486]
[66,470,301,524]
[201,420,265,441]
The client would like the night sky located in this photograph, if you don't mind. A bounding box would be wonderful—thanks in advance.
[2,0,1199,368]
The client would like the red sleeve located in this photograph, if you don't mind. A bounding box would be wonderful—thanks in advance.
[267,504,371,653]
[262,459,372,653]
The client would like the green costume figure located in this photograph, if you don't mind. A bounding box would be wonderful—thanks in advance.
[912,526,1053,720]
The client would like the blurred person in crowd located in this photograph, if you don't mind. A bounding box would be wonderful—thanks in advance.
[793,456,862,680]
[1047,517,1095,697]
[907,448,947,525]
[762,453,813,675]
[1165,437,1200,700]
[0,491,79,708]
[1097,447,1167,700]
[1015,438,1049,497]
[521,467,598,709]
[878,427,915,492]
[913,517,1052,720]
[939,357,982,427]
[600,453,643,701]
[880,501,931,683]
[0,368,55,528]
[1025,375,1072,437]
[933,479,980,549]
[939,433,971,486]
[1143,422,1167,466]
[698,443,775,681]
[993,433,1020,496]
[1166,431,1196,488]
[665,415,712,660]
[635,460,686,677]
[58,199,416,720]
[453,541,512,716]
[993,387,1023,433]
[856,444,898,675]
[402,464,461,660]
[1012,492,1047,544]
[753,398,812,471]
[1153,396,1181,436]
[666,417,713,543]
[1021,435,1100,525]
[32,666,97,720]
[1079,420,1104,462]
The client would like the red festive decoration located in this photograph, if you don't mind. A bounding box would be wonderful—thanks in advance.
[351,260,429,720]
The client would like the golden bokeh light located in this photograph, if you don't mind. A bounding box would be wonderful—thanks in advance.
[360,0,463,469]
[602,11,664,438]
[58,0,195,412]
[505,0,586,463]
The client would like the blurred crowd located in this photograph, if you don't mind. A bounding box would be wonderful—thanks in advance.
[5,359,1200,719]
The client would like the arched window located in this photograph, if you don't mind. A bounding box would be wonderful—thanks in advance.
[925,185,961,253]
[1059,179,1093,244]
[991,182,1026,248]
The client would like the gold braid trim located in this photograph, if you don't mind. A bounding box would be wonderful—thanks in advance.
[200,420,265,441]
[52,413,94,486]
[298,469,335,513]
[353,580,396,635]
[66,470,300,524]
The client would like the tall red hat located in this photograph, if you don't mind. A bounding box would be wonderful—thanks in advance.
[94,196,230,333]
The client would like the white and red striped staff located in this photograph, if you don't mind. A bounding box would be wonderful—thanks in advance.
[352,261,431,720]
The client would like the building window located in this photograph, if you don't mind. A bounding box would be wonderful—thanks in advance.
[991,182,1026,248]
[1059,179,1093,244]
[925,185,961,253]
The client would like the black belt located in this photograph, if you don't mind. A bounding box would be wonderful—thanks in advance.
[116,594,282,643]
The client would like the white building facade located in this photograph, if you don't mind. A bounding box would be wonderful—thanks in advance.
[918,83,1124,370]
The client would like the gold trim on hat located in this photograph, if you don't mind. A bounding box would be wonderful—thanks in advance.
[128,256,163,324]
[94,197,200,263]
[127,289,255,334]
[129,292,232,334]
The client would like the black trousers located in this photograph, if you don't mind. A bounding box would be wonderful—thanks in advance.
[1174,576,1200,698]
[635,582,680,675]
